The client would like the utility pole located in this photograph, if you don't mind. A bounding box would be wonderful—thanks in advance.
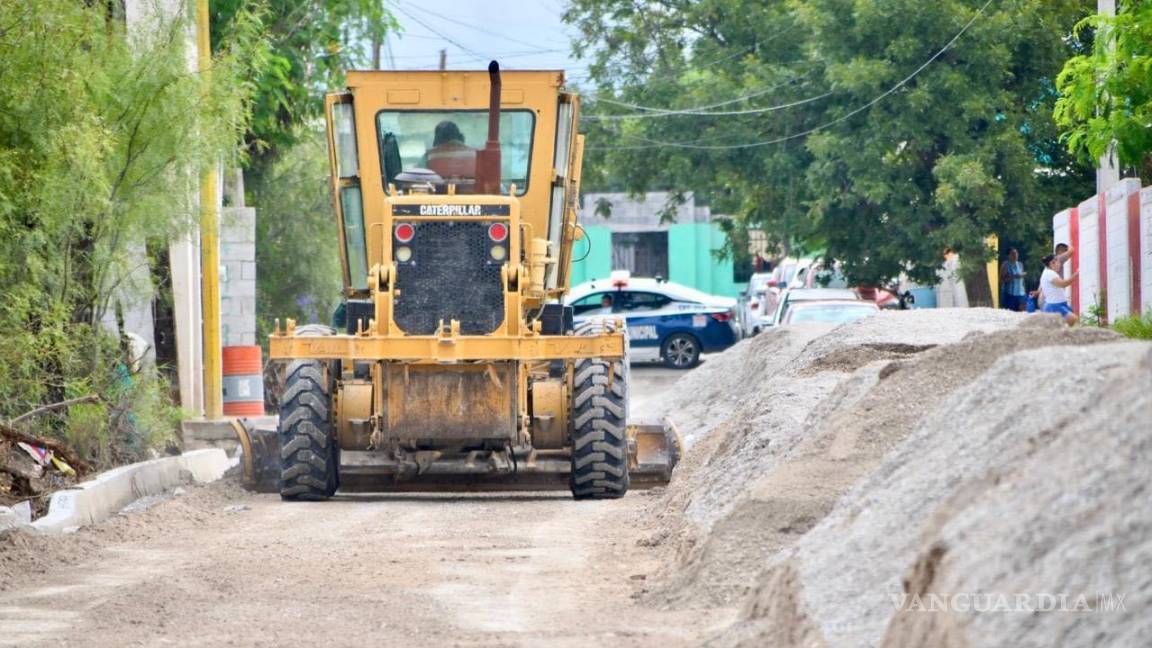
[1097,0,1120,193]
[439,48,447,70]
[196,0,223,420]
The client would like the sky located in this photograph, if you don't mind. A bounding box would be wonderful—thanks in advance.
[382,0,593,83]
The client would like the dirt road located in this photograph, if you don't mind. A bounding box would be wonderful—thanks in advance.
[0,366,728,647]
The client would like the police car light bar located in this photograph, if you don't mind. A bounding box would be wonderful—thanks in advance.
[610,269,630,288]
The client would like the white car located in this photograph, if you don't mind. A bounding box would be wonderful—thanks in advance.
[738,272,775,337]
[739,258,815,336]
[567,273,739,368]
[779,300,879,326]
[767,287,860,328]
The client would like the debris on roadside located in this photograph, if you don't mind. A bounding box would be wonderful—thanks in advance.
[1,422,88,518]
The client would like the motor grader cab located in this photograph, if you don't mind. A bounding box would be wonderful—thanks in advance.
[237,62,680,500]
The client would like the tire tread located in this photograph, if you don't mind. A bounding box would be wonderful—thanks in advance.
[278,360,337,501]
[569,321,630,500]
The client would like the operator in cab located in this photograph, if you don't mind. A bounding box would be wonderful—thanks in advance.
[425,120,476,182]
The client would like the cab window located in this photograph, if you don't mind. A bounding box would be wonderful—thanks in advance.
[376,109,534,194]
[620,292,672,313]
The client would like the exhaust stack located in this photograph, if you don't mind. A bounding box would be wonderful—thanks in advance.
[475,60,502,194]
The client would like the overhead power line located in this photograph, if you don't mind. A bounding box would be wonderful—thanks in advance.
[586,0,995,151]
[397,1,564,53]
[384,48,566,62]
[585,91,832,120]
[578,55,824,120]
[393,5,488,62]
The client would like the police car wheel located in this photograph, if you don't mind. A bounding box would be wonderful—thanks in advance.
[662,333,700,369]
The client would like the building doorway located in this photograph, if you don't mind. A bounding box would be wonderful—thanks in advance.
[612,231,668,278]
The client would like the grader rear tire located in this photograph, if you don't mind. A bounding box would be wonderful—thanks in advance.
[278,360,338,501]
[570,322,630,499]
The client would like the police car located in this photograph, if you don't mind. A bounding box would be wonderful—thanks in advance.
[567,272,739,369]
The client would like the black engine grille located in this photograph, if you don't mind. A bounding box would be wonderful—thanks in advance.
[393,221,505,335]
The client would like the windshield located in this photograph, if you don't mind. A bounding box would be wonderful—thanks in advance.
[376,110,534,195]
[787,304,877,324]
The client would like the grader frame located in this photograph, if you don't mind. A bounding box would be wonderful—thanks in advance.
[238,62,680,499]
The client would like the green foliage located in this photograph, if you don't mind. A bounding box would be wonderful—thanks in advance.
[0,0,257,463]
[567,0,1096,285]
[1055,0,1152,177]
[1111,311,1152,340]
[211,0,398,172]
[211,1,395,339]
[253,128,343,338]
[1080,301,1107,328]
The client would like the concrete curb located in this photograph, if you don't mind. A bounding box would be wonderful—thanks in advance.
[30,449,232,534]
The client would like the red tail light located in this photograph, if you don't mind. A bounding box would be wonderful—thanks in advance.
[395,223,415,242]
[488,222,508,242]
[711,312,732,322]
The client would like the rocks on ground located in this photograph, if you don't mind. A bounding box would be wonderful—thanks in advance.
[639,308,1149,648]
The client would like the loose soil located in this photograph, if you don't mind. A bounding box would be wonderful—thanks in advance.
[1,309,1147,648]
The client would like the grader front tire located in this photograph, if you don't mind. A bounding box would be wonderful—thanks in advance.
[278,360,338,501]
[569,321,630,500]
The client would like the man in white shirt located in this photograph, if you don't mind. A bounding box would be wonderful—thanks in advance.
[1039,252,1079,325]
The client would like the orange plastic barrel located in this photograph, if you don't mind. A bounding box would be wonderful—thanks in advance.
[222,346,265,416]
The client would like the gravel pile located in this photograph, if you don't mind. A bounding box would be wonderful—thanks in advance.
[727,341,1150,648]
[639,308,1148,648]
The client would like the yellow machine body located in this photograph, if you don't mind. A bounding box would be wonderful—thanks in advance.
[244,64,680,497]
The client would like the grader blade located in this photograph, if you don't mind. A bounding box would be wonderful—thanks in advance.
[233,418,280,493]
[236,415,683,493]
[628,419,683,488]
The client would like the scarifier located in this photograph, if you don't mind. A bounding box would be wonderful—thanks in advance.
[236,62,681,499]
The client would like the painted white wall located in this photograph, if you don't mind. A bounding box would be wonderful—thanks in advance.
[1077,196,1102,315]
[1104,179,1140,321]
[1052,209,1074,306]
[1142,187,1152,314]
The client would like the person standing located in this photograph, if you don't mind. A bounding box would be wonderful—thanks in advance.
[999,248,1026,311]
[1039,253,1079,325]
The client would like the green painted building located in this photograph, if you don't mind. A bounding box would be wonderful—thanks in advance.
[569,192,748,298]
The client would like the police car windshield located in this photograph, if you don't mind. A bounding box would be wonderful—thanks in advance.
[376,110,534,195]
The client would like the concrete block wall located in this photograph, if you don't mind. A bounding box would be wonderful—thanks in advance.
[1104,179,1139,323]
[1054,179,1150,322]
[220,206,256,346]
[1076,196,1102,315]
[1142,188,1152,314]
[1052,207,1076,311]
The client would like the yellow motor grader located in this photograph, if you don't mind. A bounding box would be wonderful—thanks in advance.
[236,62,680,500]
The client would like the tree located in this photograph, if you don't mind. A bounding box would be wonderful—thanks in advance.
[210,1,397,336]
[211,0,398,175]
[566,0,1096,285]
[0,0,258,463]
[253,128,343,336]
[1055,0,1152,181]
